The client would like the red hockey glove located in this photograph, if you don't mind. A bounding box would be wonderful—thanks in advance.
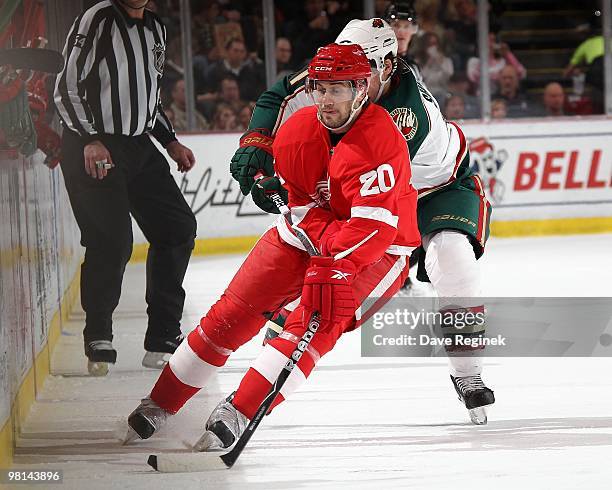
[301,256,357,324]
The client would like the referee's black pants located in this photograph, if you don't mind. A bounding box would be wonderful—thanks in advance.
[60,130,196,348]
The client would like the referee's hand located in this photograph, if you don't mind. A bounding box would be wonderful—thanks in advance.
[84,140,114,180]
[166,140,196,173]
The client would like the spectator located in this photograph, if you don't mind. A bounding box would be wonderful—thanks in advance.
[416,31,453,102]
[221,2,241,23]
[491,98,507,119]
[211,102,238,131]
[495,65,532,117]
[416,0,446,43]
[375,0,392,17]
[151,1,180,41]
[192,0,223,58]
[230,0,265,61]
[444,94,465,120]
[198,75,246,120]
[466,32,526,89]
[237,102,256,131]
[540,82,569,117]
[169,80,210,131]
[160,37,185,102]
[443,0,478,72]
[563,10,604,88]
[205,38,266,101]
[447,72,480,118]
[563,12,604,112]
[281,0,339,67]
[275,37,294,79]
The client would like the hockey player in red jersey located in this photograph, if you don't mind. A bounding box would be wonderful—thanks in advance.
[126,43,420,449]
[232,18,495,425]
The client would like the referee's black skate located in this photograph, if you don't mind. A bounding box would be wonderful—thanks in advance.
[450,374,495,425]
[85,340,117,376]
[142,333,185,369]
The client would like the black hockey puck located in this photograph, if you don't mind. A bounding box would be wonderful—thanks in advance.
[147,455,158,471]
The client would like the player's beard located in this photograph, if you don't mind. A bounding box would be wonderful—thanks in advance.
[319,104,350,129]
[320,111,344,128]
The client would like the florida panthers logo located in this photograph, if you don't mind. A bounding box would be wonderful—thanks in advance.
[390,107,418,141]
[152,42,165,75]
[469,137,508,204]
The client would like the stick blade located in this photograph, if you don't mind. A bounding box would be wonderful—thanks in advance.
[147,452,227,473]
[219,449,239,468]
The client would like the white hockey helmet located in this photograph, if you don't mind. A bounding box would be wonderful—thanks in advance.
[335,18,398,73]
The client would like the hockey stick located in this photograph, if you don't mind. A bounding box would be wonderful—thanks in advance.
[0,48,64,73]
[220,310,320,467]
[220,191,321,468]
[147,190,323,472]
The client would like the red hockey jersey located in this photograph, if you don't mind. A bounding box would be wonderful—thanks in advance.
[273,103,420,270]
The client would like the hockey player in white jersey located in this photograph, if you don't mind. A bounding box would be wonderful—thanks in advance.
[228,17,495,424]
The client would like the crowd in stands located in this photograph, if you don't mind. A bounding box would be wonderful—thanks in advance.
[147,0,606,132]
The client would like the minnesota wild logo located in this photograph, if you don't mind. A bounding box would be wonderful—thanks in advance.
[152,42,165,75]
[390,107,417,140]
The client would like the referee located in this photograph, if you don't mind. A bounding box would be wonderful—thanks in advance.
[54,0,197,375]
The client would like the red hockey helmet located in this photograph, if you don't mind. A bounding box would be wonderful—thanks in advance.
[307,43,372,82]
[306,43,372,132]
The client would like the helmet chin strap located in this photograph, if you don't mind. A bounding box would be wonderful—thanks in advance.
[373,71,391,102]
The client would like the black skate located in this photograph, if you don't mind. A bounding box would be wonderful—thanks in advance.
[450,374,495,425]
[142,333,185,369]
[193,392,248,451]
[85,340,117,376]
[125,397,170,442]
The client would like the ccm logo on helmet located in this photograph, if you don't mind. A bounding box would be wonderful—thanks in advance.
[314,66,333,71]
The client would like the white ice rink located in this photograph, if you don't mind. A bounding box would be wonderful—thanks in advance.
[11,234,612,489]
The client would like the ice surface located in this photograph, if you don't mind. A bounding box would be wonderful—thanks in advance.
[11,234,612,489]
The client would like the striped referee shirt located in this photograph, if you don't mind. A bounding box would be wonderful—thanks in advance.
[54,0,176,146]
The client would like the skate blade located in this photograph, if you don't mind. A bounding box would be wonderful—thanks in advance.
[87,361,109,377]
[142,351,171,369]
[148,453,227,472]
[122,427,140,445]
[193,430,226,452]
[468,406,491,425]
